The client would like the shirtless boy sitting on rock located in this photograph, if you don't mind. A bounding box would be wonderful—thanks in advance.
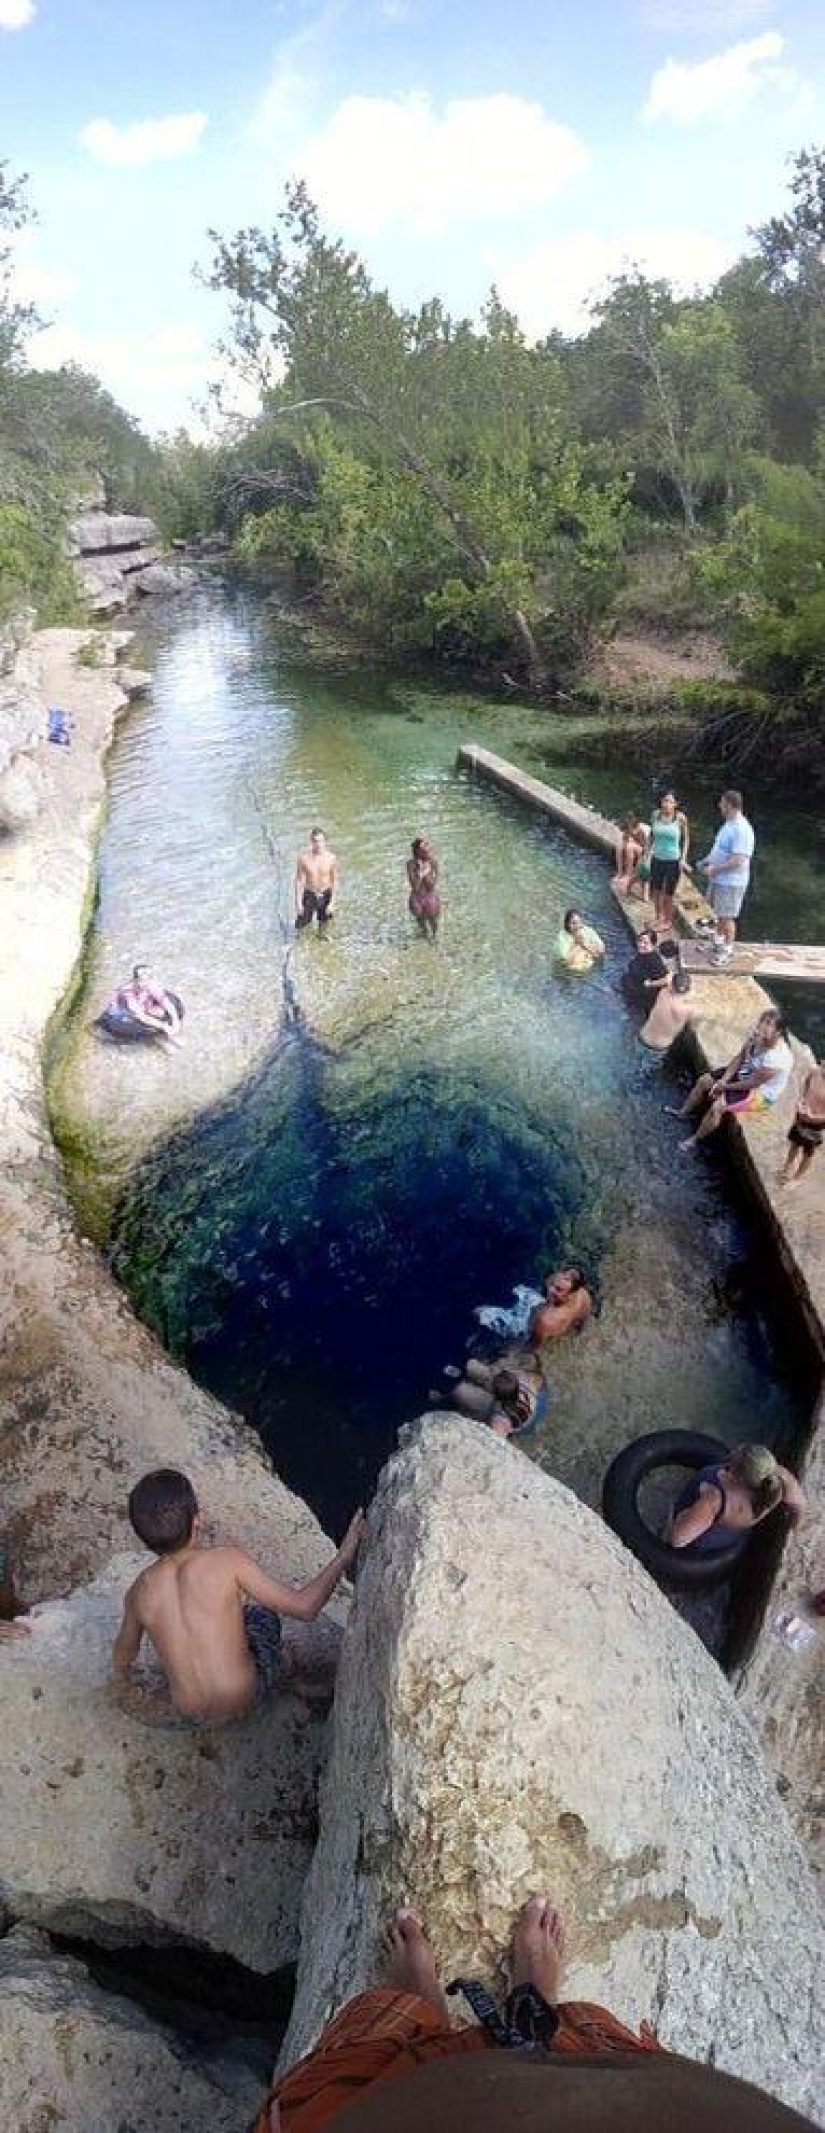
[112,1468,363,1726]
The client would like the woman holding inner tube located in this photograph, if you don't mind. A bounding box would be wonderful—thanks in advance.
[668,1443,806,1558]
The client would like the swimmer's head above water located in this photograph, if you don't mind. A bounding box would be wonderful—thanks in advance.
[545,1268,585,1303]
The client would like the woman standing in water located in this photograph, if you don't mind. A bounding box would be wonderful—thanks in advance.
[407,836,441,941]
[649,790,689,934]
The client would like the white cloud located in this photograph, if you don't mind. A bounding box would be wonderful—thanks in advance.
[496,228,736,342]
[79,111,208,169]
[643,31,791,124]
[32,319,204,428]
[294,91,589,239]
[0,0,36,29]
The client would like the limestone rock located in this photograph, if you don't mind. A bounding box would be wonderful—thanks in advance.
[0,631,346,1645]
[72,512,160,555]
[0,1553,328,1970]
[81,557,130,616]
[737,1390,825,1874]
[134,560,195,595]
[0,636,45,776]
[281,1418,824,2123]
[0,1925,262,2133]
[118,665,152,698]
[0,753,44,830]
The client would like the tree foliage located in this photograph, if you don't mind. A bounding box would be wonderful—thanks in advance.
[0,160,160,626]
[205,186,628,682]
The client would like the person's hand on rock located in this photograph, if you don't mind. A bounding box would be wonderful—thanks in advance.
[341,1509,366,1570]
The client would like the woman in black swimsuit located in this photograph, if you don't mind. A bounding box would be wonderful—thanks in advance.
[669,1443,806,1558]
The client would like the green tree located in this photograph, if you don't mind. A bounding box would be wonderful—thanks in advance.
[718,147,825,464]
[204,188,627,684]
[586,276,760,532]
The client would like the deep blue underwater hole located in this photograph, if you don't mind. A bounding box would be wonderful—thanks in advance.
[110,1032,580,1535]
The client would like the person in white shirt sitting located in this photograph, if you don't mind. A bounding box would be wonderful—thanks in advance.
[667,1010,793,1152]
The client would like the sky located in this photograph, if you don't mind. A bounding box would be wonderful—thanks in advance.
[0,0,823,433]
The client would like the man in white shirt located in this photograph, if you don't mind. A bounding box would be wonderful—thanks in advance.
[696,789,755,954]
[667,1010,793,1151]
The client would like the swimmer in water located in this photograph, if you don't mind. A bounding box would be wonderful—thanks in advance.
[295,828,339,930]
[407,836,441,941]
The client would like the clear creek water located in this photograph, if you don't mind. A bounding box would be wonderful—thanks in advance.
[53,585,814,1557]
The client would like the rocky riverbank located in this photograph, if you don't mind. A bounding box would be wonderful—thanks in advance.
[0,628,348,2122]
[1,635,822,2125]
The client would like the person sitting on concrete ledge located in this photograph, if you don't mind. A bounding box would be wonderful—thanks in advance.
[779,1056,825,1191]
[252,1896,818,2133]
[639,969,696,1051]
[112,1467,364,1726]
[529,1269,592,1348]
[553,909,605,973]
[612,813,649,899]
[667,1011,793,1152]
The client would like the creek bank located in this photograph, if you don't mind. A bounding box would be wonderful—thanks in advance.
[70,508,196,617]
[0,1926,263,2133]
[0,625,348,2124]
[280,1418,824,2122]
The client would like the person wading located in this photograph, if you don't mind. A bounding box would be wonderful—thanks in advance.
[295,829,340,931]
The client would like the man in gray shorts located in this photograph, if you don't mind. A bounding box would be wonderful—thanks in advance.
[697,789,755,957]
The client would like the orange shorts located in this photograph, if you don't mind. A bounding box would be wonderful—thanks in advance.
[255,1986,660,2133]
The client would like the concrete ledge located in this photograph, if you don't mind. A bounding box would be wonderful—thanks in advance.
[457,742,618,856]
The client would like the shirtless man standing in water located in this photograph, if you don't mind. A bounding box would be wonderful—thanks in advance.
[295,827,340,930]
[112,1468,363,1724]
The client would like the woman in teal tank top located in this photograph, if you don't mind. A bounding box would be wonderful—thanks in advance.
[649,790,689,932]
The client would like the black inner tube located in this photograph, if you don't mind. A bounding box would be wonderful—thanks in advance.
[602,1429,748,1590]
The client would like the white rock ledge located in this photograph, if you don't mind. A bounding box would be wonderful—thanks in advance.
[281,1417,825,2125]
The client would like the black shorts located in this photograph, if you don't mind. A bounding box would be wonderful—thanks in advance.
[788,1119,824,1152]
[296,888,332,929]
[650,858,680,895]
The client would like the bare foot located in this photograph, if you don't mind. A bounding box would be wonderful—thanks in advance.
[511,1895,567,2005]
[381,1909,449,2019]
[678,1136,696,1153]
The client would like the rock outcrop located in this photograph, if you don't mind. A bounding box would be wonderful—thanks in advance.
[1,1554,327,1969]
[0,629,346,2004]
[69,510,194,614]
[280,1418,824,2124]
[737,1390,825,1875]
[0,1926,262,2133]
[1,629,345,1614]
[0,614,46,829]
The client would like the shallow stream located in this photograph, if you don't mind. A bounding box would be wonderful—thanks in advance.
[52,585,814,1561]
